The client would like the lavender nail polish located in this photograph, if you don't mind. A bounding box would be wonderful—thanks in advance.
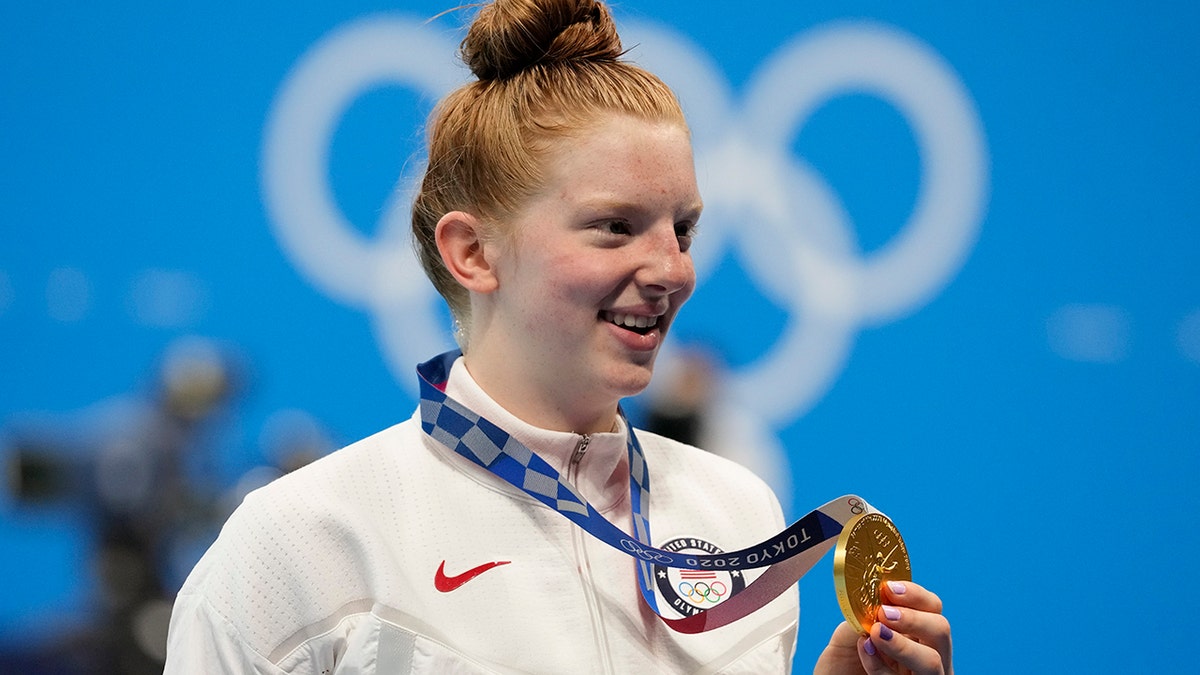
[883,605,901,621]
[864,638,877,656]
[879,624,895,641]
[887,580,907,595]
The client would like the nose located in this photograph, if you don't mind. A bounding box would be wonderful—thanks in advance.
[636,224,695,297]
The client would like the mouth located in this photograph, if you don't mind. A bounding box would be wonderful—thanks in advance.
[600,310,661,336]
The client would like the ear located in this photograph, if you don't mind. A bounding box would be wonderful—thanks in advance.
[435,211,499,294]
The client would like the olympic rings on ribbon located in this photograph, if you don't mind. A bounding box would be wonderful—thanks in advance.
[678,580,728,604]
[621,538,674,564]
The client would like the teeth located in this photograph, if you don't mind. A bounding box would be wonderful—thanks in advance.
[605,312,659,330]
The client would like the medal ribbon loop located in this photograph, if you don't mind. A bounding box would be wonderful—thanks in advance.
[417,351,877,633]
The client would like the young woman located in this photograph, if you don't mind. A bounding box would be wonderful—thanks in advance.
[165,1,953,672]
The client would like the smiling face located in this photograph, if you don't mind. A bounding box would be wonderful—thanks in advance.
[464,114,701,433]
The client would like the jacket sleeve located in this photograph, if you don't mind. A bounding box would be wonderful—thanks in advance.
[164,586,290,675]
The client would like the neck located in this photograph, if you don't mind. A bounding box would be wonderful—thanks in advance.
[461,351,618,435]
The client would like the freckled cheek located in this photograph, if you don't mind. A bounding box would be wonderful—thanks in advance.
[553,260,626,304]
[520,281,595,336]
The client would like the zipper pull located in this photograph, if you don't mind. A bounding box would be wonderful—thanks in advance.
[571,434,591,466]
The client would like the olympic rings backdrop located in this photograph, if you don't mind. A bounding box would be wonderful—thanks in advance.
[2,2,1197,672]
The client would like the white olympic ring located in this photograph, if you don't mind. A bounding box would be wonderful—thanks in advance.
[260,16,466,381]
[261,14,989,428]
[624,20,988,423]
[620,539,674,564]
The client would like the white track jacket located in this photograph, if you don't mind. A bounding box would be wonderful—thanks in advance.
[165,358,799,673]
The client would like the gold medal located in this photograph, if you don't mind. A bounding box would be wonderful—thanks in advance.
[833,512,912,635]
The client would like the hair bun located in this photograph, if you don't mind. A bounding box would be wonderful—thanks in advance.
[461,0,623,81]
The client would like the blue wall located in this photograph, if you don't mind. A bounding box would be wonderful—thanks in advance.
[2,2,1197,672]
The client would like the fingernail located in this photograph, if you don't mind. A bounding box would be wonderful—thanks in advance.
[883,605,901,621]
[864,638,877,656]
[887,581,907,595]
[879,624,895,641]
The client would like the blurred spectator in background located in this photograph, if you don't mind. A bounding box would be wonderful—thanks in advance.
[643,345,718,448]
[642,344,793,507]
[2,336,328,674]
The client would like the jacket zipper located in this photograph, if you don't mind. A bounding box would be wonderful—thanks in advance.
[568,434,615,674]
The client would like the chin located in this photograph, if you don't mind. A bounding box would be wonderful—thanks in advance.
[606,362,657,399]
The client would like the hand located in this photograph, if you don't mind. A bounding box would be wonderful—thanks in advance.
[814,580,952,675]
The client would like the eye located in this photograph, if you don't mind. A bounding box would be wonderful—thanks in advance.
[604,220,632,236]
[675,222,697,252]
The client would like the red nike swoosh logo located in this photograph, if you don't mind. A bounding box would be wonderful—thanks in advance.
[435,560,511,593]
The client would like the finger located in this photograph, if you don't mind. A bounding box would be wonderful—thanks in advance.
[827,620,861,650]
[868,620,945,675]
[859,633,909,675]
[879,579,952,672]
[881,580,943,614]
[858,633,893,675]
[876,602,952,665]
[819,622,862,666]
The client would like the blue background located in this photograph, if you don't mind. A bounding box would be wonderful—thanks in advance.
[3,2,1198,672]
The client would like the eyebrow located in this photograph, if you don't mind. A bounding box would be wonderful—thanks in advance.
[576,196,704,221]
